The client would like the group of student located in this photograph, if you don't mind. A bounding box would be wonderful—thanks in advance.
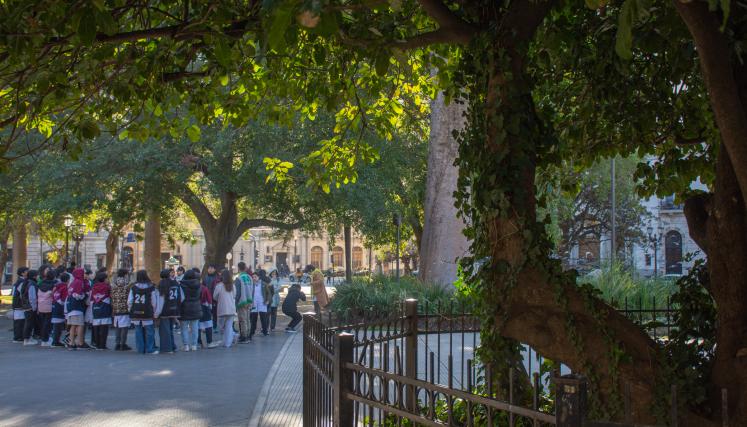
[10,261,310,354]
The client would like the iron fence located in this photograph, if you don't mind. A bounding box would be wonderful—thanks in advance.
[302,299,704,427]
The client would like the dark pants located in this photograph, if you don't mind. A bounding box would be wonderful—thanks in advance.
[115,327,129,347]
[37,312,52,342]
[92,325,109,349]
[23,311,36,340]
[249,311,268,338]
[283,309,302,329]
[269,306,278,330]
[52,323,64,344]
[197,327,213,346]
[31,313,42,338]
[13,318,24,341]
[158,318,177,352]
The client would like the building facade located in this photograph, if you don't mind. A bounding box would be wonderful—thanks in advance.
[566,193,705,278]
[14,226,373,275]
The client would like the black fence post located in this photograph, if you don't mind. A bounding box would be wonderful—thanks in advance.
[405,298,419,412]
[334,332,354,426]
[555,374,588,427]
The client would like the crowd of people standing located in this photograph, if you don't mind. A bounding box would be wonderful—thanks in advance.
[9,261,322,354]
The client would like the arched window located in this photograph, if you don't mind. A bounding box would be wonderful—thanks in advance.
[331,246,344,268]
[310,246,323,269]
[121,246,134,271]
[665,230,683,275]
[352,247,363,270]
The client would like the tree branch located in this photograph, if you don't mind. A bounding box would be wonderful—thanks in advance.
[340,0,477,50]
[417,0,472,34]
[502,0,558,45]
[234,217,302,242]
[178,185,216,230]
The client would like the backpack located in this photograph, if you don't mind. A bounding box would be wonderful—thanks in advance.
[161,282,181,317]
[11,279,29,310]
[92,299,112,319]
[91,289,112,319]
[37,289,53,313]
[130,286,154,319]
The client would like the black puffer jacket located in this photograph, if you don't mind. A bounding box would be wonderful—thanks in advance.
[179,277,202,320]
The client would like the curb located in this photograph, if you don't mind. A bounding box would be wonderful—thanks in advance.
[247,330,299,427]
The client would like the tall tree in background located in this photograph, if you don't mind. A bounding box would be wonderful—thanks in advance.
[420,93,469,287]
[541,157,649,262]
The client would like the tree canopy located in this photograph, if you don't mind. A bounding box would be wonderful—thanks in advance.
[2,0,747,424]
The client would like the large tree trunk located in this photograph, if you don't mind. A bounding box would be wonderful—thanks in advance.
[0,228,9,285]
[675,3,747,424]
[203,222,234,273]
[104,230,119,277]
[455,1,670,422]
[12,222,26,271]
[684,151,747,425]
[144,211,162,282]
[419,92,470,287]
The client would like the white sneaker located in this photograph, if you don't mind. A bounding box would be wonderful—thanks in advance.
[183,345,190,352]
[40,341,51,347]
[149,350,159,355]
[207,342,219,349]
[190,345,198,351]
[23,338,39,346]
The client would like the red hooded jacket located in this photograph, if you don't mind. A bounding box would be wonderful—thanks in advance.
[91,281,111,304]
[53,281,68,305]
[68,268,88,298]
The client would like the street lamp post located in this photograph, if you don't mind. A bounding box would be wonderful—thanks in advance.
[226,252,233,273]
[646,226,663,278]
[72,224,86,267]
[294,237,298,270]
[63,215,73,266]
[393,213,401,281]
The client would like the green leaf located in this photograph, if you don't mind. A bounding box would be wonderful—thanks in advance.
[374,51,390,77]
[268,4,294,51]
[720,0,731,29]
[615,0,634,60]
[96,10,117,36]
[187,125,201,142]
[615,0,652,60]
[214,38,232,69]
[78,9,97,45]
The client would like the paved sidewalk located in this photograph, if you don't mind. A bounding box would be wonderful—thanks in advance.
[0,309,290,427]
[248,330,303,427]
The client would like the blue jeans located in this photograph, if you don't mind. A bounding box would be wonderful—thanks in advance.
[158,318,177,353]
[180,319,199,348]
[134,323,155,354]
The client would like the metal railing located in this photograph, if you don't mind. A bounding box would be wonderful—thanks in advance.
[303,300,558,426]
[302,299,699,426]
